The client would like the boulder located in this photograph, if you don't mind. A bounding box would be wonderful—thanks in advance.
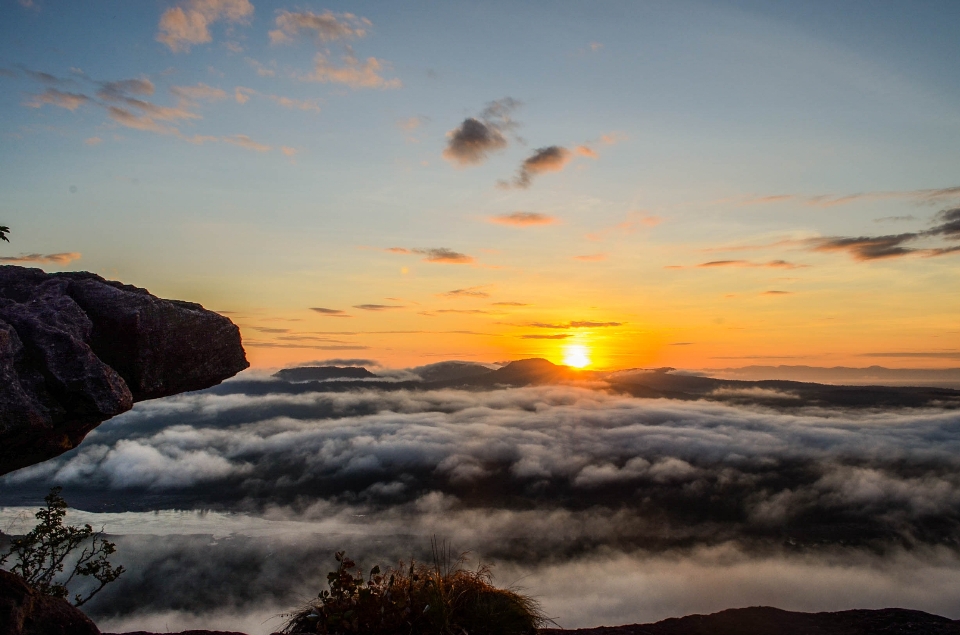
[0,570,100,635]
[0,266,248,475]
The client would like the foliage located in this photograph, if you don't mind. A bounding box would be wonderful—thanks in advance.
[0,224,9,242]
[283,543,548,635]
[0,487,124,606]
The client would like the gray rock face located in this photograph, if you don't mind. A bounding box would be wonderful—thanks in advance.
[0,266,248,476]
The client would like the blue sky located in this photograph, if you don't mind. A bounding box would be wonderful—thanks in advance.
[2,0,959,368]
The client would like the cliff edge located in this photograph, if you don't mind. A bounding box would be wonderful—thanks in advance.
[0,265,248,476]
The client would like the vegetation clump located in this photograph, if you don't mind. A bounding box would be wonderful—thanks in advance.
[0,487,124,606]
[283,545,547,635]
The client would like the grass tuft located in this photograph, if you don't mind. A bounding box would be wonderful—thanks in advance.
[282,541,548,635]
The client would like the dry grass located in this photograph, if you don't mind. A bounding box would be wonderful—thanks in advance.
[282,543,548,635]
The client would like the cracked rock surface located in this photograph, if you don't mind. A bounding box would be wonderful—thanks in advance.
[0,266,248,476]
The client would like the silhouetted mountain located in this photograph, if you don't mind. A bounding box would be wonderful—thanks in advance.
[609,369,960,409]
[710,364,960,388]
[273,366,377,382]
[410,360,498,383]
[542,606,960,635]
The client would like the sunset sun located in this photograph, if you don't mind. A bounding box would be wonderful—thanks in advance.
[563,344,591,368]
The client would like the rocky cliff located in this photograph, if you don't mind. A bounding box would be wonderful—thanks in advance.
[0,266,248,476]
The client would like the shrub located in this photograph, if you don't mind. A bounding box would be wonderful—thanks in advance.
[0,224,9,242]
[0,487,124,606]
[283,544,548,635]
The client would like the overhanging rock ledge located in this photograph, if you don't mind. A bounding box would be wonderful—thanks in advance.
[0,265,248,476]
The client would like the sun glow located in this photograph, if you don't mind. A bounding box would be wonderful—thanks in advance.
[563,344,591,368]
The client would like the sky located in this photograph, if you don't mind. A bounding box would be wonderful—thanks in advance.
[2,0,960,370]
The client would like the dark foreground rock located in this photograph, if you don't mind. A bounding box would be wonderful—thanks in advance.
[0,570,100,635]
[0,265,248,475]
[542,606,960,635]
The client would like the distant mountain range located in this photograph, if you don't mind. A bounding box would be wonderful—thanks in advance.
[257,359,960,410]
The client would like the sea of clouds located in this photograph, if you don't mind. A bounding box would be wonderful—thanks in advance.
[2,374,960,632]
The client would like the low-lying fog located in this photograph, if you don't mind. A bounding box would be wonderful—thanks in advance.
[3,372,960,633]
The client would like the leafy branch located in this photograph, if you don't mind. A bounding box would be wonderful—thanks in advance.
[0,487,124,606]
[0,225,9,242]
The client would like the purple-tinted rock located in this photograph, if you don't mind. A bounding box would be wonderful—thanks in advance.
[0,570,100,635]
[0,266,248,475]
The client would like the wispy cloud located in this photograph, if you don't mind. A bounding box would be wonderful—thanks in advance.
[440,287,490,298]
[309,307,352,318]
[739,185,960,208]
[304,50,401,89]
[573,253,607,262]
[442,98,520,166]
[521,333,572,339]
[157,0,254,53]
[388,247,476,265]
[694,260,807,269]
[24,88,89,111]
[0,252,81,264]
[859,351,960,359]
[489,212,557,227]
[807,208,960,260]
[170,82,227,103]
[528,321,622,329]
[269,10,369,45]
[505,146,572,188]
[353,304,405,311]
[222,134,271,152]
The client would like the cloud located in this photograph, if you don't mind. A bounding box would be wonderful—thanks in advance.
[574,145,598,158]
[0,252,81,264]
[492,302,528,307]
[859,351,960,359]
[222,134,271,152]
[761,290,792,296]
[808,234,918,261]
[740,186,960,208]
[269,10,370,45]
[388,248,476,265]
[268,95,321,112]
[521,334,572,340]
[303,51,400,89]
[508,146,572,188]
[302,358,380,367]
[157,0,254,53]
[528,321,622,329]
[489,212,557,227]
[281,146,298,157]
[352,304,405,311]
[573,253,606,262]
[170,83,227,102]
[309,308,352,317]
[245,58,276,77]
[695,260,807,269]
[8,379,960,629]
[245,342,370,350]
[442,98,520,166]
[234,86,254,103]
[396,116,426,131]
[440,287,490,298]
[85,137,102,146]
[24,88,89,111]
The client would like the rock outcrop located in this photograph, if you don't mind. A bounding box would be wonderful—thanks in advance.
[542,606,960,635]
[0,266,248,476]
[0,570,100,635]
